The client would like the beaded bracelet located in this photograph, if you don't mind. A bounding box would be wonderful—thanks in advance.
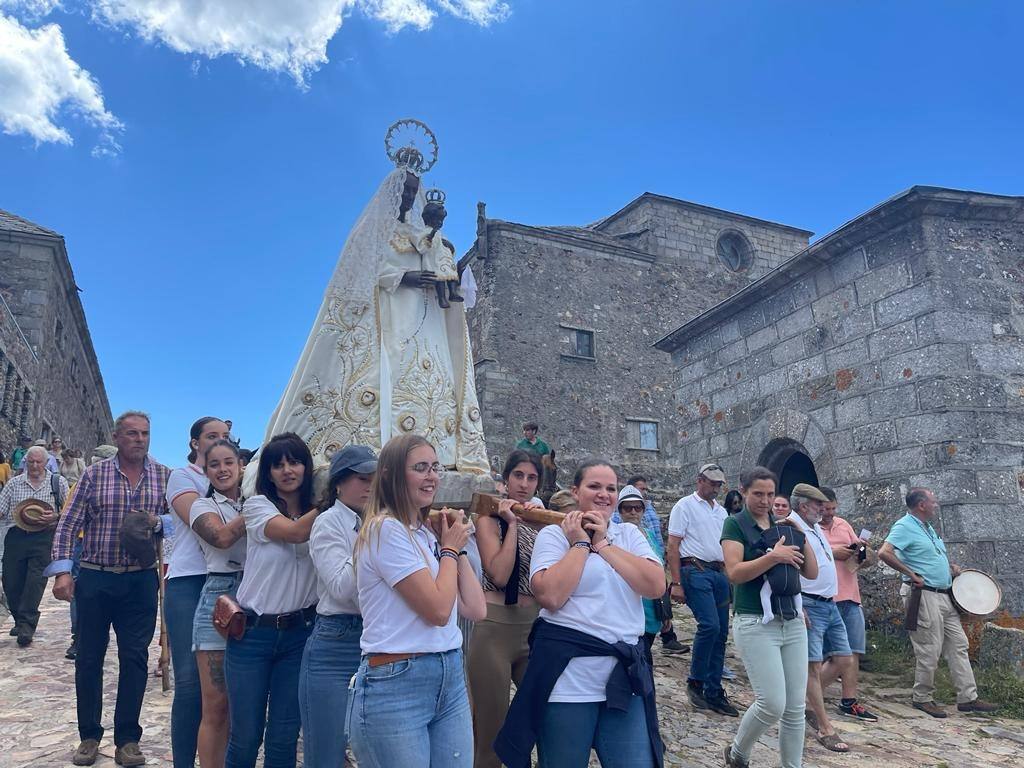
[439,549,460,563]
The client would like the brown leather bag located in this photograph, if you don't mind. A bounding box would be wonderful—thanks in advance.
[213,594,246,640]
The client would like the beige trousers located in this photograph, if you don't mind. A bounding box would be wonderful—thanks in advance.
[466,600,539,768]
[902,586,978,704]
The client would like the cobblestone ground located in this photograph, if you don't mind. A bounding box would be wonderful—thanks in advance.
[1,597,1022,767]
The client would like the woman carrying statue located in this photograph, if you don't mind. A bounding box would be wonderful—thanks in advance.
[347,434,486,766]
[467,449,545,768]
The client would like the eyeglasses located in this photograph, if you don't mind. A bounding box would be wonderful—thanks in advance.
[619,503,644,514]
[410,461,445,476]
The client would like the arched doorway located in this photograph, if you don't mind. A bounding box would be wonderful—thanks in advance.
[757,438,819,498]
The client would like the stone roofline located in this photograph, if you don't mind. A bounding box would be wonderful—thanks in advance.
[653,185,1024,353]
[0,218,114,428]
[461,214,658,268]
[591,192,815,237]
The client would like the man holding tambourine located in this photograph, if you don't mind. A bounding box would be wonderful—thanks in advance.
[878,487,999,718]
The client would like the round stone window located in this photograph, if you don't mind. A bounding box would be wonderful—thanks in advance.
[715,230,753,272]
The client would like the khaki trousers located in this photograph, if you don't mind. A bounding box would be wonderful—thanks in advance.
[466,600,539,768]
[903,586,978,704]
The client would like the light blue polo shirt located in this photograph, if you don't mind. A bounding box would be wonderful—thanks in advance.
[885,513,952,589]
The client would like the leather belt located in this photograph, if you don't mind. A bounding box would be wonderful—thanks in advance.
[245,604,317,630]
[920,584,951,594]
[680,557,724,572]
[368,652,424,668]
[801,592,833,603]
[79,561,156,574]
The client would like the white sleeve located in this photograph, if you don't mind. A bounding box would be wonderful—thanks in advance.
[529,524,569,579]
[189,497,221,528]
[243,496,279,544]
[667,498,687,538]
[166,468,200,506]
[372,519,432,588]
[310,513,359,603]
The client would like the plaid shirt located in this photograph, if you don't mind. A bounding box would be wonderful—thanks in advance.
[611,500,664,550]
[48,455,170,572]
[0,470,69,526]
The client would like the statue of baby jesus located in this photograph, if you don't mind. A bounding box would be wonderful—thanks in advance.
[420,190,464,309]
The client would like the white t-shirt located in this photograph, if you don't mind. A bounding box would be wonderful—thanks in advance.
[357,517,462,654]
[668,492,727,563]
[165,464,211,579]
[309,500,361,616]
[235,495,318,615]
[189,493,246,574]
[787,512,838,598]
[530,521,659,702]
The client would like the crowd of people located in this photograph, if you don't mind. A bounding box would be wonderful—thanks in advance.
[0,416,1004,768]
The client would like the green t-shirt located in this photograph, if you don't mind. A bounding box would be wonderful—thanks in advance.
[721,511,768,616]
[515,437,550,457]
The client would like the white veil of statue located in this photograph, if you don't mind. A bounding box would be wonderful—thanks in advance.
[249,166,489,489]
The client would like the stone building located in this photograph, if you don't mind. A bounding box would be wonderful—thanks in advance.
[463,194,810,481]
[655,186,1024,618]
[0,209,113,459]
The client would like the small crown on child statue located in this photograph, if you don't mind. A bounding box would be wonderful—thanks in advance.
[425,188,446,205]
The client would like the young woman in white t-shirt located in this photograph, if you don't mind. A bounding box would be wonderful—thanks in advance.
[224,433,321,768]
[298,444,377,768]
[348,434,486,768]
[165,416,231,768]
[496,459,667,768]
[187,440,247,768]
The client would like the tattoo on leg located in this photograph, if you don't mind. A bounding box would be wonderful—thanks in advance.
[209,653,226,692]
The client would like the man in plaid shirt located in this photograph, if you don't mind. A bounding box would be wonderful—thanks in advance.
[45,412,172,768]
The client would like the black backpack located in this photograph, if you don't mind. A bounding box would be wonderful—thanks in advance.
[735,512,806,620]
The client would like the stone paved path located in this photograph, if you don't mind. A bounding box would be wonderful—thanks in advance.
[1,597,1022,767]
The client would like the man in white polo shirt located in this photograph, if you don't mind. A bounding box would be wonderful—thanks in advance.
[668,462,738,717]
[786,483,854,754]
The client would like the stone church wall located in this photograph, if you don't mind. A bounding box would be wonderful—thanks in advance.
[0,222,113,458]
[665,198,1024,620]
[466,198,809,489]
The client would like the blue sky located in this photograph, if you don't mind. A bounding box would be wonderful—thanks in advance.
[1,0,1021,465]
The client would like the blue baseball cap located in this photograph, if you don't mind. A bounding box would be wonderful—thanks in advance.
[329,445,378,482]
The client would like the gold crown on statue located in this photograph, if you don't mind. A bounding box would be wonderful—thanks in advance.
[425,188,446,205]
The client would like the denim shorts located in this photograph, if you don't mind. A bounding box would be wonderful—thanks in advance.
[804,597,852,662]
[823,600,866,655]
[192,572,243,652]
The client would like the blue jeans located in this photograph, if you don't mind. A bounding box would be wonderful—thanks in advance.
[165,574,205,768]
[536,697,653,768]
[225,620,313,768]
[347,648,471,768]
[681,564,730,696]
[804,597,852,662]
[299,614,363,768]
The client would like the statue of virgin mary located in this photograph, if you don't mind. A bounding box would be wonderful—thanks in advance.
[257,131,489,475]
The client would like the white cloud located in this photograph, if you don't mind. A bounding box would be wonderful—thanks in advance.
[91,1,511,83]
[0,0,510,152]
[0,1,62,18]
[0,13,122,149]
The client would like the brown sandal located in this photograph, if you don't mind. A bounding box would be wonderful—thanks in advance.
[816,733,850,753]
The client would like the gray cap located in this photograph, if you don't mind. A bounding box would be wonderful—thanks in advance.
[699,462,727,483]
[329,445,378,482]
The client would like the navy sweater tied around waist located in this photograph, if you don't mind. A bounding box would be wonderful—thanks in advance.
[493,618,664,768]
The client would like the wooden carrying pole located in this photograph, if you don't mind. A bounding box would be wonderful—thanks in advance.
[429,492,566,528]
[156,547,171,693]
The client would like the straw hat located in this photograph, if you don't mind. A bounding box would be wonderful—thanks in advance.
[13,499,56,533]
